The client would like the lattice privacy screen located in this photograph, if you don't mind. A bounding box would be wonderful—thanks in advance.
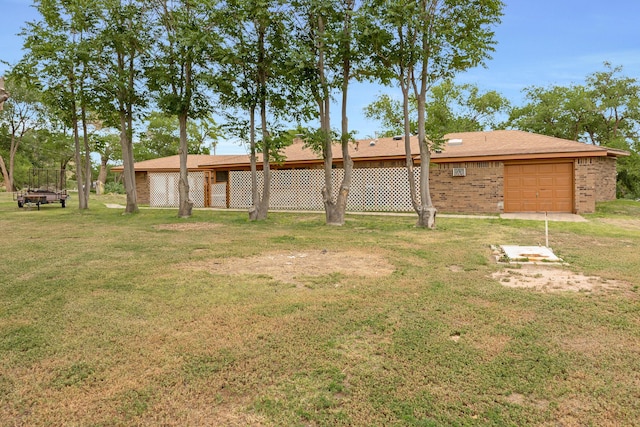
[229,167,420,212]
[149,172,205,208]
[211,182,227,208]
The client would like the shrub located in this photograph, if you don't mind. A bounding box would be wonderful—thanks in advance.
[104,182,125,194]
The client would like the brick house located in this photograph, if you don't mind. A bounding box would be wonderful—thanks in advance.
[114,130,628,214]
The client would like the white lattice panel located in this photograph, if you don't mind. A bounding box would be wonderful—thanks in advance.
[229,167,420,212]
[211,182,227,208]
[149,172,205,207]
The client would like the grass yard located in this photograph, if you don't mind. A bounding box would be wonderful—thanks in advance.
[0,193,638,426]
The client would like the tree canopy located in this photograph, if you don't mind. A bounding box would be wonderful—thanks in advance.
[7,0,638,208]
[508,63,640,197]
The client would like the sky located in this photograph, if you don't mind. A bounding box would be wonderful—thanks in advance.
[2,0,640,155]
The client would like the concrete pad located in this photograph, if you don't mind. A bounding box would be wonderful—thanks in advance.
[500,213,587,222]
[500,245,562,263]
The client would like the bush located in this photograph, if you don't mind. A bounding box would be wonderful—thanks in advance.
[104,182,125,194]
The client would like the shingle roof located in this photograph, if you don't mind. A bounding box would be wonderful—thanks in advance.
[114,130,627,171]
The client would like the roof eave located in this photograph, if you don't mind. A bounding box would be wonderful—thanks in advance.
[430,151,609,163]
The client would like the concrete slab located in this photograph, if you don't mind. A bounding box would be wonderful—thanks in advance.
[500,213,587,222]
[500,245,562,263]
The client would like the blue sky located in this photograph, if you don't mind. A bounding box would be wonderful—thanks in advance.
[2,0,640,154]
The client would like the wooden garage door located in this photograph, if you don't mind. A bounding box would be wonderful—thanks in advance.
[504,162,573,212]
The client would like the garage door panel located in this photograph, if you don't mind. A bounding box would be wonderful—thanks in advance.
[537,165,551,173]
[539,176,556,186]
[554,188,572,198]
[555,200,573,211]
[538,189,553,198]
[504,162,573,213]
[538,200,554,211]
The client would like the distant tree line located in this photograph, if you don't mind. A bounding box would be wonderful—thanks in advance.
[2,1,637,224]
[365,63,640,199]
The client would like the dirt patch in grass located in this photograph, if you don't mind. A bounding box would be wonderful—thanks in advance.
[180,250,395,286]
[492,265,633,294]
[504,392,549,410]
[154,223,222,231]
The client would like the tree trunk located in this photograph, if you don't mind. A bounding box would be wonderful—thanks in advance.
[70,80,87,210]
[329,2,356,227]
[0,155,10,191]
[177,112,193,218]
[257,111,270,221]
[314,15,342,226]
[97,155,108,194]
[401,81,420,213]
[8,134,17,192]
[81,102,91,207]
[248,107,262,221]
[249,24,270,221]
[97,156,108,185]
[119,110,138,213]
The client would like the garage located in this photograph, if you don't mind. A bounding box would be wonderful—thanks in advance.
[504,162,574,212]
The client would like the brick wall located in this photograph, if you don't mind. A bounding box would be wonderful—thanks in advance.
[429,161,504,214]
[135,172,150,205]
[594,157,617,201]
[574,157,617,214]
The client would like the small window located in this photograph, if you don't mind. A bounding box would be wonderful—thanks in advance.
[215,171,228,182]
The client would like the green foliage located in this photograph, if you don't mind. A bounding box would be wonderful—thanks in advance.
[508,63,640,198]
[104,181,125,194]
[134,112,215,161]
[365,81,510,143]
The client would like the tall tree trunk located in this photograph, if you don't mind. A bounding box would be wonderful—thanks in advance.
[248,107,262,221]
[7,118,27,192]
[81,102,91,207]
[258,24,271,221]
[70,79,87,210]
[315,15,339,225]
[258,98,270,220]
[328,1,356,227]
[0,155,10,191]
[177,112,193,218]
[119,110,138,213]
[401,81,420,213]
[117,48,138,214]
[410,1,437,228]
[8,134,17,192]
[97,156,108,187]
[249,22,269,221]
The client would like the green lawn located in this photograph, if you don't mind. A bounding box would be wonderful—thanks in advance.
[1,193,638,426]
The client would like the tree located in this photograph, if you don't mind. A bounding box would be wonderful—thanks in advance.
[292,0,364,226]
[508,63,640,198]
[147,0,220,218]
[92,131,121,191]
[364,80,509,137]
[363,0,504,228]
[0,76,42,191]
[188,116,219,155]
[507,85,593,141]
[20,0,103,209]
[95,0,152,214]
[136,111,215,160]
[218,0,296,221]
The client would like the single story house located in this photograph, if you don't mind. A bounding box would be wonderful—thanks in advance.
[113,130,628,214]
